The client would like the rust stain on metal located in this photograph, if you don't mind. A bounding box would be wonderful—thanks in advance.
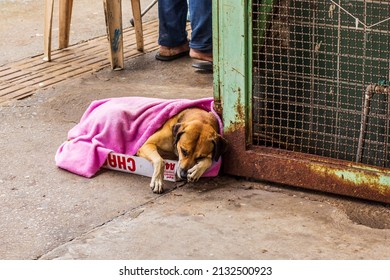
[308,164,389,196]
[223,129,390,204]
[224,87,246,134]
[213,99,223,116]
[235,87,245,122]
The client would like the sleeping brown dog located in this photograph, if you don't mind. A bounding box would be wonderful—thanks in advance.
[137,107,227,193]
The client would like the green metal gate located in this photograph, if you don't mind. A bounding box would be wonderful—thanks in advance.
[213,0,390,203]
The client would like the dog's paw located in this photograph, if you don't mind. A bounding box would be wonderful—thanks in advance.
[150,177,164,194]
[150,159,165,193]
[187,165,203,182]
[187,160,212,182]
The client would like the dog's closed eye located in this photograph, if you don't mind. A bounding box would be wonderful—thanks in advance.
[195,156,206,163]
[181,148,189,157]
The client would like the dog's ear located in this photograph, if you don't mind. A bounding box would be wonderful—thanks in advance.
[173,123,185,156]
[173,123,184,144]
[212,135,228,161]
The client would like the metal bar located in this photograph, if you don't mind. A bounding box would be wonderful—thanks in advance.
[356,85,374,163]
[224,129,390,204]
[357,84,390,163]
[212,0,221,111]
[214,0,251,131]
[130,0,158,26]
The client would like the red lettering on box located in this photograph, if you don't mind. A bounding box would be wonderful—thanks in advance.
[107,154,117,168]
[117,156,127,170]
[105,153,177,182]
[127,157,136,172]
[166,162,176,171]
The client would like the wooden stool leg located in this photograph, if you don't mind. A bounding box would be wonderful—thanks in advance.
[103,0,124,70]
[59,0,74,49]
[131,0,144,51]
[43,0,55,61]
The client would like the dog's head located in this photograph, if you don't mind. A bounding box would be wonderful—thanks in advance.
[173,120,227,180]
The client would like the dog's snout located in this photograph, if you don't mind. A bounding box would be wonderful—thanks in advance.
[179,169,188,179]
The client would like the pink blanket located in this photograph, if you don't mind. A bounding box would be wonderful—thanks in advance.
[55,97,222,178]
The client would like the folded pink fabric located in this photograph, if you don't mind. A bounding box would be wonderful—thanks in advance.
[55,97,222,178]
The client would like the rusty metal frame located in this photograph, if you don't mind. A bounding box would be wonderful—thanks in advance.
[213,0,390,203]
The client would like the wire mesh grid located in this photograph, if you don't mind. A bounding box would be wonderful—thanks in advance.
[252,0,390,168]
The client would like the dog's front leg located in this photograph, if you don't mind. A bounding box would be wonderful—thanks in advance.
[137,144,165,193]
[187,158,212,182]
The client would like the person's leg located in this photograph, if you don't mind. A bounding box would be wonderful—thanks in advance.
[156,0,189,60]
[158,0,188,47]
[188,0,212,61]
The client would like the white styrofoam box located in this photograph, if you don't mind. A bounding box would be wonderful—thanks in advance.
[103,152,178,182]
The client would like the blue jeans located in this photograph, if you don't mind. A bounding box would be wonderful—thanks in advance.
[158,0,212,52]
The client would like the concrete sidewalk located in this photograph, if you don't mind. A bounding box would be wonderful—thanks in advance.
[1,50,389,260]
